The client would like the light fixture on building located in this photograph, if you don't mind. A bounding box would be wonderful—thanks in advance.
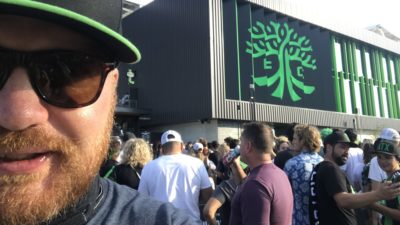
[123,0,154,18]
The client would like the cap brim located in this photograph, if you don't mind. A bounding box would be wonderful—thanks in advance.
[335,141,358,148]
[0,0,141,63]
[373,151,396,156]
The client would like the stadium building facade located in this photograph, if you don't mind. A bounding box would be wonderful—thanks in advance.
[116,0,400,143]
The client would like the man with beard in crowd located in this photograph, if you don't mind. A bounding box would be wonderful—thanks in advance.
[230,122,293,225]
[310,130,400,225]
[0,1,193,225]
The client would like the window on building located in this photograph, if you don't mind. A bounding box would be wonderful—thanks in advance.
[344,79,352,114]
[365,52,372,79]
[390,60,396,84]
[356,48,363,77]
[382,57,388,84]
[335,42,343,72]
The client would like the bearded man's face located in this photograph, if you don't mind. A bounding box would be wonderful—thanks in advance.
[0,15,118,225]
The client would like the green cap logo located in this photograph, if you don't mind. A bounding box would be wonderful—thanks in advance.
[377,142,395,154]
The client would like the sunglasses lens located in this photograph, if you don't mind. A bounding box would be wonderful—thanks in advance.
[33,54,112,108]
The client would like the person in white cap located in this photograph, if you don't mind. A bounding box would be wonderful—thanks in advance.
[139,130,213,225]
[369,138,400,224]
[193,142,217,171]
[367,128,400,224]
[369,128,400,188]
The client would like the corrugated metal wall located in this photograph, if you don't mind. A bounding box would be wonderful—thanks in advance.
[123,0,212,125]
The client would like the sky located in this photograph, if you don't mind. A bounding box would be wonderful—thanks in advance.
[289,0,400,38]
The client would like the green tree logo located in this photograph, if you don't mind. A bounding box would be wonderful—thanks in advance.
[246,21,317,101]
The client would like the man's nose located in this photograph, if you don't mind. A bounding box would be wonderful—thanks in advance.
[0,68,48,131]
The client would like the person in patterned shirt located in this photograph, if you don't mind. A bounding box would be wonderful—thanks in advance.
[284,124,324,225]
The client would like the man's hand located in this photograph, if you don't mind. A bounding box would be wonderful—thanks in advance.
[376,181,400,200]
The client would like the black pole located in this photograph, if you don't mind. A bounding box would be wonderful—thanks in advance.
[249,84,256,121]
[237,104,241,138]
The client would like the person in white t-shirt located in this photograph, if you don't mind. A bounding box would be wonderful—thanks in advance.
[368,128,400,187]
[139,130,213,225]
[367,128,400,225]
[340,129,364,192]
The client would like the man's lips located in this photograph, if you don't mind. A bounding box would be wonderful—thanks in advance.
[0,152,47,161]
[0,152,52,175]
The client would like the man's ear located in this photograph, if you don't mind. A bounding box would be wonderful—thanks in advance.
[243,141,252,153]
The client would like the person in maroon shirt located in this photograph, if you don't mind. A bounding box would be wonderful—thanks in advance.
[230,122,293,225]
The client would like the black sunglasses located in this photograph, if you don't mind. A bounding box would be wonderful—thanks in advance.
[0,47,117,108]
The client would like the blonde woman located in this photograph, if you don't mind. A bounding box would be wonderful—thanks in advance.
[215,143,231,184]
[115,138,153,190]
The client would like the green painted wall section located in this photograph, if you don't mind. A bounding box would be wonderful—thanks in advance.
[331,36,342,112]
[331,36,400,119]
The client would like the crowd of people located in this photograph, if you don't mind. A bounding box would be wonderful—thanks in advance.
[2,1,400,225]
[99,124,400,225]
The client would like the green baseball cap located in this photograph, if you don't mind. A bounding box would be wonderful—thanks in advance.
[0,0,141,63]
[374,139,400,158]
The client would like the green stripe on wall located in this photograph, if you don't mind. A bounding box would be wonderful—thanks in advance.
[360,47,370,115]
[390,84,398,118]
[331,36,342,112]
[341,40,349,80]
[339,71,346,112]
[347,41,356,113]
[378,52,385,85]
[351,42,358,82]
[368,79,379,116]
[378,82,384,118]
[386,83,393,118]
[371,50,378,85]
[360,77,367,115]
[395,58,400,91]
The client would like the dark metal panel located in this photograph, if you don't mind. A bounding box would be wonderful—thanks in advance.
[121,0,212,125]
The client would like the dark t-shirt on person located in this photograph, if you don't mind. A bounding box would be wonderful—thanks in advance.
[115,164,141,190]
[273,149,296,170]
[216,160,229,184]
[315,161,356,225]
[99,159,118,180]
[230,163,293,225]
[212,179,237,225]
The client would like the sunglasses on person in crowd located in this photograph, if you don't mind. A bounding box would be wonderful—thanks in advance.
[0,47,117,108]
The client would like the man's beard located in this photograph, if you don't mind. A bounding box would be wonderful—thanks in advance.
[0,103,115,225]
[332,151,347,166]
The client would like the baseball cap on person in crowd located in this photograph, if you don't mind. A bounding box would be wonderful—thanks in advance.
[323,130,358,148]
[193,143,204,153]
[378,128,400,142]
[161,130,183,145]
[0,0,140,63]
[320,128,333,142]
[373,139,400,158]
